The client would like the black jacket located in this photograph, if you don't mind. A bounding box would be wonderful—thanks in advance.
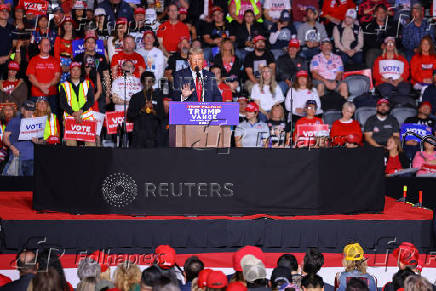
[173,67,223,102]
[233,22,267,49]
[363,17,398,50]
[276,54,307,83]
[127,89,164,148]
[212,53,243,80]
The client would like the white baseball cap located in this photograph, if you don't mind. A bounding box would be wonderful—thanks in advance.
[345,9,357,20]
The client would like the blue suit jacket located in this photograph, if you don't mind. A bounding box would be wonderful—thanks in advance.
[173,67,223,102]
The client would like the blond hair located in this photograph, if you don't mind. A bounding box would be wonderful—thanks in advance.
[259,66,278,95]
[100,267,112,282]
[114,262,141,291]
[342,259,368,274]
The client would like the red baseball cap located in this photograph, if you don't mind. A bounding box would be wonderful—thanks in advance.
[419,101,432,110]
[197,269,213,288]
[134,7,146,14]
[206,271,227,289]
[288,38,300,48]
[62,15,73,24]
[393,242,420,267]
[143,30,155,39]
[232,246,265,271]
[0,274,11,287]
[226,282,247,291]
[0,4,10,11]
[84,30,97,41]
[211,6,223,14]
[15,4,24,10]
[116,17,128,25]
[245,102,259,113]
[70,61,81,69]
[376,98,389,106]
[155,245,176,269]
[253,35,266,44]
[179,8,188,14]
[296,70,308,78]
[8,61,19,71]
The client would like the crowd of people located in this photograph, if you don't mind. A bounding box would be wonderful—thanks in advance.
[0,242,434,291]
[0,0,436,175]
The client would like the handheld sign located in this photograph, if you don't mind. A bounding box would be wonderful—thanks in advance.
[295,124,330,147]
[18,116,47,140]
[64,118,97,142]
[72,39,105,57]
[91,111,105,136]
[400,123,432,142]
[105,111,134,135]
[169,102,239,126]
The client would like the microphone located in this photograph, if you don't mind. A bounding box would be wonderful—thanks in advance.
[194,66,201,79]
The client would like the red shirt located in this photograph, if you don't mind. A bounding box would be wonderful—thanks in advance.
[157,21,190,53]
[26,55,60,96]
[373,54,410,86]
[54,37,74,60]
[330,119,363,145]
[293,116,324,142]
[18,0,48,16]
[111,51,146,78]
[218,82,232,102]
[2,80,19,95]
[386,155,402,174]
[410,54,436,85]
[321,0,356,22]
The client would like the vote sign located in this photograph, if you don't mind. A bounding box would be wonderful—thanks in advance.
[105,111,134,135]
[18,116,48,140]
[400,123,432,142]
[295,124,330,147]
[379,60,404,80]
[64,118,97,142]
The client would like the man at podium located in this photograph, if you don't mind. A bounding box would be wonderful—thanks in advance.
[173,48,223,102]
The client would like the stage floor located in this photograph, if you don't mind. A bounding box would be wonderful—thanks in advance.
[1,192,432,221]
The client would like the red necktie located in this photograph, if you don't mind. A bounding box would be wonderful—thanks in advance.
[196,76,202,102]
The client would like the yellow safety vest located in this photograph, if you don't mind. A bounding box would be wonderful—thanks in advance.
[60,80,95,120]
[43,113,58,141]
[227,0,263,23]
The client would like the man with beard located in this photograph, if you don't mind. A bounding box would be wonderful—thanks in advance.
[165,37,191,80]
[129,7,147,50]
[243,35,275,92]
[127,71,164,148]
[364,98,399,147]
[297,7,327,61]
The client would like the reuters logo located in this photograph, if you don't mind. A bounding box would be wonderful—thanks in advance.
[102,173,138,208]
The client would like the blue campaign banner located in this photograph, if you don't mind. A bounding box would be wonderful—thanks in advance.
[72,39,105,57]
[400,123,432,142]
[169,102,239,126]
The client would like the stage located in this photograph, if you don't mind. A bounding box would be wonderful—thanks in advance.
[0,191,435,287]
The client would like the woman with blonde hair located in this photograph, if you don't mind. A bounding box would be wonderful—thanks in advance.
[385,136,409,175]
[114,261,142,291]
[335,243,377,291]
[250,66,284,121]
[32,97,60,145]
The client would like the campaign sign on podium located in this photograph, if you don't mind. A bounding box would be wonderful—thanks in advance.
[169,102,239,147]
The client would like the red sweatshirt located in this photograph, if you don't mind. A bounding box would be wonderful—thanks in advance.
[410,54,436,85]
[373,54,410,86]
[321,0,356,22]
[330,119,363,145]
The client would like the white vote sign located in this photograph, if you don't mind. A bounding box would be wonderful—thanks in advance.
[379,60,404,80]
[18,116,48,140]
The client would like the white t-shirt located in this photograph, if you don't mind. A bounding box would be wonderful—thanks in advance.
[111,76,142,112]
[285,87,323,118]
[136,47,165,88]
[250,84,285,112]
[263,0,291,20]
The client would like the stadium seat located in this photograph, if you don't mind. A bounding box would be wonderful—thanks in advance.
[391,107,417,126]
[355,106,376,127]
[323,110,342,127]
[344,75,371,101]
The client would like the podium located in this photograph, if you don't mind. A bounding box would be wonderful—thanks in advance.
[169,102,239,148]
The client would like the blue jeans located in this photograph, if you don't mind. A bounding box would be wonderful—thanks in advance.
[278,81,289,95]
[339,51,363,65]
[2,157,34,176]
